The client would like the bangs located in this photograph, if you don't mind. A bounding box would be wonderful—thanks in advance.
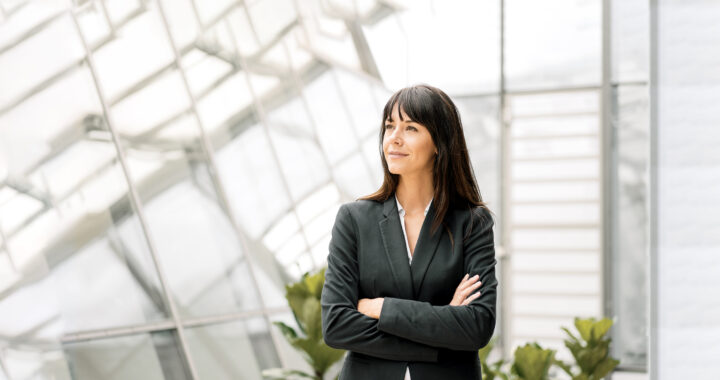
[382,86,434,125]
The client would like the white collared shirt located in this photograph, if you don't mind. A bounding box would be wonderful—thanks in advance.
[395,194,433,380]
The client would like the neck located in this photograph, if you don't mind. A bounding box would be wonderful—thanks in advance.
[395,171,434,216]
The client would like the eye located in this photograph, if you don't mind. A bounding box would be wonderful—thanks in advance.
[407,125,417,131]
[384,124,393,130]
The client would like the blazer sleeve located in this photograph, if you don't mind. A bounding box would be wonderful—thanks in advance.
[376,207,498,351]
[321,204,439,362]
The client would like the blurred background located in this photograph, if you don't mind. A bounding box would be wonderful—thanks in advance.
[0,0,718,379]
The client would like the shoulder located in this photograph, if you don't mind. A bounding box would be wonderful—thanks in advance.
[336,199,382,226]
[461,205,495,236]
[340,199,382,217]
[470,205,494,224]
[450,202,494,224]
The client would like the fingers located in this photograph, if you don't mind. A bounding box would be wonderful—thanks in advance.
[456,274,481,296]
[460,279,482,299]
[461,291,481,306]
[456,273,480,291]
[449,274,483,306]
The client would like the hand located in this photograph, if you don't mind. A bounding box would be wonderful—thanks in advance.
[449,274,482,306]
[357,297,384,319]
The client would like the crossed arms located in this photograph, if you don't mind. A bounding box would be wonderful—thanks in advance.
[320,205,498,362]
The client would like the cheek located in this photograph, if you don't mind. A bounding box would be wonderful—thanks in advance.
[382,132,393,147]
[420,140,436,159]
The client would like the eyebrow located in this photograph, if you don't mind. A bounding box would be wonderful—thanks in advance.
[385,118,416,123]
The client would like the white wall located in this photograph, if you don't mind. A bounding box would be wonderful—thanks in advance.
[654,1,720,378]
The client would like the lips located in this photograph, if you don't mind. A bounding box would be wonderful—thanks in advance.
[388,152,408,158]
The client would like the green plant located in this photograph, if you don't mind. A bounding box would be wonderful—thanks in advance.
[478,338,509,380]
[511,343,556,380]
[554,317,620,380]
[477,317,621,380]
[262,268,345,380]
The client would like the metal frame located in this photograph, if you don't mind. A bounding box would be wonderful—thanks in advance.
[498,0,512,359]
[601,0,614,331]
[648,0,659,378]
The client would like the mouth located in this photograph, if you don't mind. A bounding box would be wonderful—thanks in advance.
[388,152,408,159]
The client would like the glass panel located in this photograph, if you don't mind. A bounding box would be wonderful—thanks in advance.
[63,331,191,380]
[266,123,330,201]
[182,49,234,99]
[611,0,649,83]
[158,0,201,48]
[454,96,501,214]
[512,203,599,225]
[512,181,599,202]
[512,228,600,250]
[512,136,599,159]
[363,0,501,94]
[333,69,388,138]
[124,146,263,317]
[611,84,649,368]
[104,0,142,25]
[2,344,72,380]
[185,317,281,380]
[213,123,291,239]
[90,10,175,100]
[332,153,375,200]
[75,0,112,46]
[246,0,297,46]
[512,159,599,181]
[514,273,600,295]
[212,119,294,308]
[104,37,263,317]
[194,0,235,26]
[0,14,85,107]
[303,71,364,165]
[505,0,601,90]
[0,62,169,345]
[0,1,66,52]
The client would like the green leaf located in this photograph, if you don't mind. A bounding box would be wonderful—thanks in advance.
[293,337,346,375]
[301,298,323,341]
[590,318,613,341]
[561,327,581,345]
[272,267,346,379]
[589,358,619,380]
[273,321,299,342]
[305,268,326,298]
[559,317,620,380]
[574,318,594,343]
[553,358,574,377]
[511,343,555,380]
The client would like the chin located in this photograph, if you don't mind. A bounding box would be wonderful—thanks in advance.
[387,166,404,175]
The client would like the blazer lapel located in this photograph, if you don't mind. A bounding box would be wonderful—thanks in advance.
[379,193,443,299]
[409,198,442,296]
[379,196,414,299]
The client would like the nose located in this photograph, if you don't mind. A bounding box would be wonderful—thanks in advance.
[388,126,403,142]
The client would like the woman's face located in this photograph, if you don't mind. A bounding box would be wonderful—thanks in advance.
[382,103,437,176]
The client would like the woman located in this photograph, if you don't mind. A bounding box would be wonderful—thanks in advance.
[321,84,497,380]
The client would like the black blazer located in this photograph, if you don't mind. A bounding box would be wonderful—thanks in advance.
[321,193,498,380]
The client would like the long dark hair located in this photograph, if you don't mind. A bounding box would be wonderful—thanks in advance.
[358,84,489,246]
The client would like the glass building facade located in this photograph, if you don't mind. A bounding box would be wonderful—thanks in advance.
[6,0,716,379]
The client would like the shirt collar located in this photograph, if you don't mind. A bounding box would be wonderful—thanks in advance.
[395,194,433,217]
